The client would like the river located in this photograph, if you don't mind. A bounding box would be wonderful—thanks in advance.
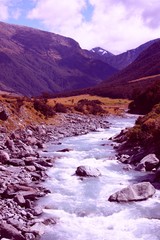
[39,114,160,240]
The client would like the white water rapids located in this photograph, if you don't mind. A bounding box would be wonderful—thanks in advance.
[39,114,160,240]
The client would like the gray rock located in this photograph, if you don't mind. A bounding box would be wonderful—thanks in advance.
[0,221,25,240]
[108,182,155,202]
[136,154,159,171]
[7,159,25,166]
[25,166,36,172]
[30,222,45,236]
[0,110,8,121]
[5,139,15,151]
[31,206,43,216]
[27,137,37,145]
[75,166,101,177]
[14,194,26,207]
[57,148,73,152]
[0,150,10,163]
[36,141,44,149]
[24,233,35,240]
[118,154,130,163]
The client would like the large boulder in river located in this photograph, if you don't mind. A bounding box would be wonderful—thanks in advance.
[135,154,159,171]
[75,166,101,177]
[108,182,155,202]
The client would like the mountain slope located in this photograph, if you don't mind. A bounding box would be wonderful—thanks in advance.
[0,21,117,96]
[91,39,159,70]
[88,40,160,99]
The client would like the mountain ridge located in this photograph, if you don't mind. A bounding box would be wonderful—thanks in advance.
[90,38,160,70]
[0,21,117,96]
[86,39,160,99]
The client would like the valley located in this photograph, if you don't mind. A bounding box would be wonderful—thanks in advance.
[0,20,160,240]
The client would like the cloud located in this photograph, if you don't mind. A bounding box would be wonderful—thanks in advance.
[11,7,21,19]
[0,0,10,20]
[28,0,86,31]
[0,0,22,21]
[26,0,160,53]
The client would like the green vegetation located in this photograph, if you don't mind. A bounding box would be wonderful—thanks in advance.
[33,99,55,118]
[126,103,160,157]
[129,80,160,114]
[74,99,106,115]
[53,103,68,113]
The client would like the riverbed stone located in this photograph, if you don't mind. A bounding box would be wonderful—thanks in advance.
[135,154,159,171]
[0,110,8,121]
[75,166,101,177]
[31,206,43,216]
[108,182,156,202]
[0,150,10,163]
[0,221,25,240]
[5,139,15,151]
[57,148,73,152]
[14,193,26,207]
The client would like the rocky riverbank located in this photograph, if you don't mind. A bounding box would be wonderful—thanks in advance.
[113,126,160,183]
[0,113,110,240]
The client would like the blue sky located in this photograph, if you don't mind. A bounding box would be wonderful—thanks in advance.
[1,0,160,53]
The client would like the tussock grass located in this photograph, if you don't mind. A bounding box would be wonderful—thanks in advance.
[48,94,130,115]
[0,93,130,130]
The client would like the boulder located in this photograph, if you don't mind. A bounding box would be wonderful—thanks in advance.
[108,182,155,202]
[57,148,73,152]
[29,222,45,236]
[75,166,101,177]
[36,141,44,149]
[0,221,25,240]
[118,154,130,163]
[14,194,26,207]
[25,166,36,172]
[31,206,43,216]
[5,139,15,151]
[26,137,37,145]
[0,150,10,163]
[7,159,25,166]
[135,154,159,171]
[0,110,8,121]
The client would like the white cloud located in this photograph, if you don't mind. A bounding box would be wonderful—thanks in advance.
[0,0,10,20]
[0,0,22,21]
[11,7,21,19]
[27,0,160,53]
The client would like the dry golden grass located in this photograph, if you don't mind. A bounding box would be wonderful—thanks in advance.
[129,74,160,83]
[0,93,130,130]
[0,95,59,130]
[48,94,130,115]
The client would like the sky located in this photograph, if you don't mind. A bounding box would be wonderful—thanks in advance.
[1,0,160,54]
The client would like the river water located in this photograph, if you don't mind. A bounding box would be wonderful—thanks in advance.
[39,114,160,240]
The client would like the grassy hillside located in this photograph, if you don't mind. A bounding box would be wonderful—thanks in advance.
[124,104,160,158]
[0,92,130,130]
[0,21,117,96]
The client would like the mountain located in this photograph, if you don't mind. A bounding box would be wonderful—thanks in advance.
[0,21,117,96]
[88,39,160,99]
[90,39,159,70]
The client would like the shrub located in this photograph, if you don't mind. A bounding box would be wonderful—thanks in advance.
[74,99,105,115]
[33,99,55,118]
[54,103,68,113]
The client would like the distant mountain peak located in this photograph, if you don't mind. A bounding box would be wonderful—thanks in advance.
[90,39,160,70]
[91,47,114,57]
